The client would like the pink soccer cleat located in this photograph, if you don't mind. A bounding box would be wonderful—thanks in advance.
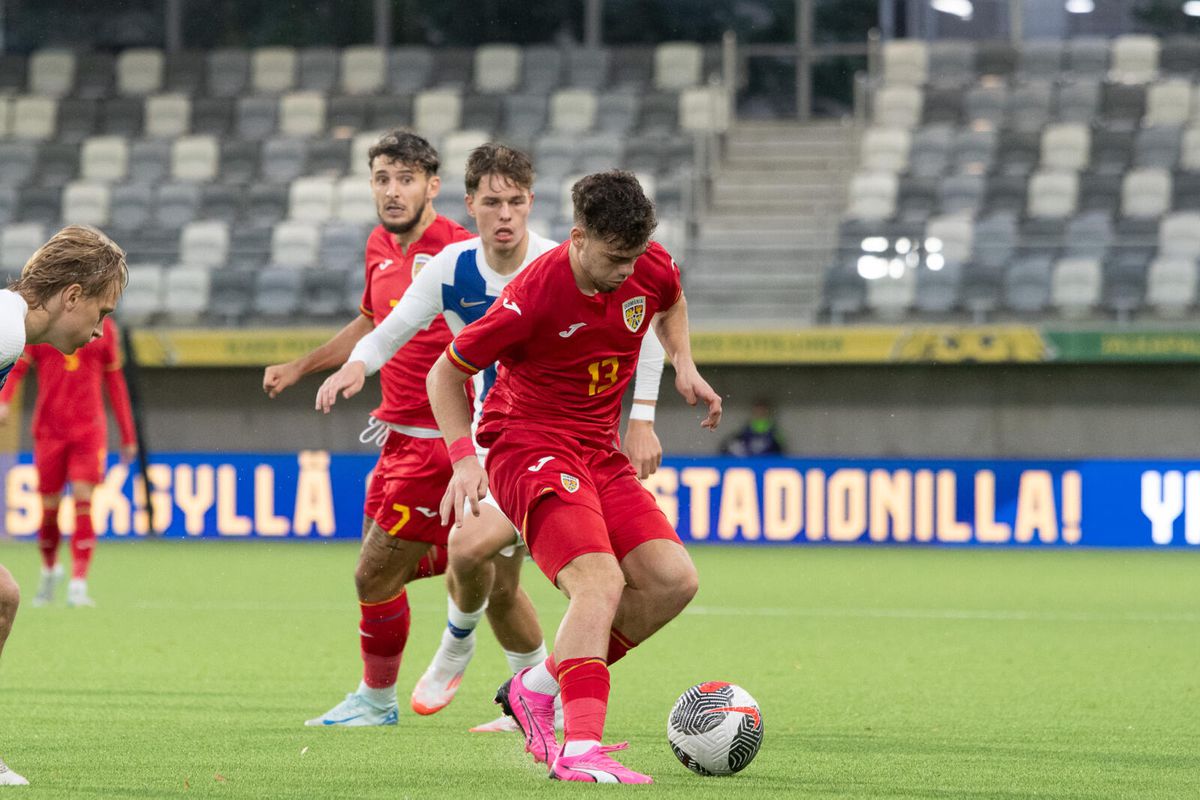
[549,742,653,784]
[494,667,558,764]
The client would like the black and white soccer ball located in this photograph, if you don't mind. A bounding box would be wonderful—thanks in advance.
[667,682,763,776]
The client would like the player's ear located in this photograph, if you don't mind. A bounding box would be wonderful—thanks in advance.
[60,283,84,310]
[465,192,476,218]
[427,174,441,199]
[569,226,586,249]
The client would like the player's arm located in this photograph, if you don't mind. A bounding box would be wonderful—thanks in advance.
[103,363,138,463]
[653,292,721,431]
[623,330,665,479]
[263,314,374,399]
[0,354,31,425]
[315,256,448,413]
[427,351,486,528]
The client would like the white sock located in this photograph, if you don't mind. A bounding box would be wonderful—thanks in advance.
[563,739,601,757]
[447,596,486,634]
[357,680,396,707]
[434,626,475,666]
[505,642,547,673]
[522,658,560,695]
[68,578,86,593]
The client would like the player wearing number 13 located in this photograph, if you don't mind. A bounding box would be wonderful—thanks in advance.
[427,171,722,783]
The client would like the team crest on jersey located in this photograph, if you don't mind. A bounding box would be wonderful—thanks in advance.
[560,473,580,493]
[622,296,646,332]
[412,253,433,278]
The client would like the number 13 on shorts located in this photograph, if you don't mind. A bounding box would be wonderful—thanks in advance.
[587,357,619,396]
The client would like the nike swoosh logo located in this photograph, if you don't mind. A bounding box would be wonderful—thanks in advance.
[460,298,487,308]
[502,299,521,315]
[558,323,586,338]
[528,456,554,472]
[377,259,393,271]
[415,507,438,517]
[321,714,363,725]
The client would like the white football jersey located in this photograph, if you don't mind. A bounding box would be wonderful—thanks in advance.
[0,289,28,390]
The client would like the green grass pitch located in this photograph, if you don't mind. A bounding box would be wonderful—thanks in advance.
[1,541,1198,798]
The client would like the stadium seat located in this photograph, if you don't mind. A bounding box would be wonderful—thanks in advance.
[172,135,220,182]
[55,98,98,143]
[78,135,129,183]
[341,46,387,95]
[1146,257,1197,316]
[1063,211,1114,261]
[866,264,917,320]
[162,266,211,324]
[611,47,654,89]
[914,261,962,314]
[1144,79,1191,127]
[678,86,730,134]
[925,213,973,263]
[1159,36,1200,77]
[271,220,319,268]
[180,220,230,269]
[144,93,191,139]
[325,96,369,133]
[1004,255,1053,313]
[503,93,549,139]
[1122,168,1172,218]
[1052,257,1103,318]
[1110,35,1159,84]
[0,187,17,226]
[31,142,77,186]
[1101,82,1146,131]
[116,48,164,96]
[595,90,640,134]
[207,48,250,98]
[0,142,37,186]
[261,138,309,183]
[1018,217,1063,260]
[908,125,953,177]
[975,42,1016,78]
[288,176,336,223]
[154,182,201,228]
[388,46,433,94]
[549,88,598,134]
[1066,37,1110,78]
[1055,79,1101,124]
[963,83,1007,127]
[881,39,928,86]
[460,92,502,132]
[344,266,367,314]
[1027,171,1078,219]
[29,49,75,97]
[939,173,985,215]
[920,85,962,126]
[1104,247,1153,317]
[1040,123,1090,172]
[432,48,475,90]
[637,91,678,134]
[12,96,57,140]
[846,172,898,220]
[303,268,348,317]
[228,226,272,268]
[109,182,153,228]
[1158,211,1200,258]
[995,130,1040,176]
[118,264,165,324]
[1180,128,1200,171]
[251,46,297,94]
[164,50,207,95]
[278,91,326,137]
[474,44,522,93]
[349,130,384,176]
[654,42,703,90]
[318,221,368,269]
[523,45,564,93]
[861,127,911,174]
[535,131,580,178]
[928,40,974,85]
[192,97,234,137]
[1088,124,1134,173]
[74,52,115,99]
[413,89,462,137]
[61,182,109,226]
[566,48,610,89]
[236,95,278,140]
[199,183,241,223]
[1134,126,1181,169]
[0,54,26,95]
[1077,172,1123,215]
[0,223,45,272]
[98,97,144,138]
[366,95,411,130]
[895,176,937,223]
[307,138,351,177]
[872,85,922,129]
[1007,81,1053,132]
[18,186,60,225]
[1018,39,1063,81]
[244,183,289,229]
[973,212,1019,270]
[205,268,256,323]
[127,139,171,186]
[297,47,339,92]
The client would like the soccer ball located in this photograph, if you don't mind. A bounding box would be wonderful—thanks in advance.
[667,681,763,776]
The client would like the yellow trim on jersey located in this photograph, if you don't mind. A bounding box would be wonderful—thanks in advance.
[447,345,482,375]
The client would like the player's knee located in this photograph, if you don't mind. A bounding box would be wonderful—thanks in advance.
[0,569,20,621]
[448,536,490,573]
[653,558,699,615]
[567,558,625,610]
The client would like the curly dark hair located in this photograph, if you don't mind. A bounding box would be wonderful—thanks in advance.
[464,143,535,194]
[367,129,439,175]
[571,170,657,250]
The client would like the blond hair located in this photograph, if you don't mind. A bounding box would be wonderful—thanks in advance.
[7,225,127,308]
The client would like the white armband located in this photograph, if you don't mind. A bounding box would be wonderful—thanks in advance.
[629,403,655,422]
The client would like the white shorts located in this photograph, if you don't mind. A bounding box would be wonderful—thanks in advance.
[474,490,524,558]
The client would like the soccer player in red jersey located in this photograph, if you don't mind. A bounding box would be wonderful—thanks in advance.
[0,316,137,608]
[262,130,477,727]
[0,224,128,786]
[427,171,722,783]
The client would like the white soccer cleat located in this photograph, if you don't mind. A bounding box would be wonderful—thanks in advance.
[410,630,475,715]
[66,578,94,608]
[31,564,63,607]
[304,692,398,727]
[0,756,28,785]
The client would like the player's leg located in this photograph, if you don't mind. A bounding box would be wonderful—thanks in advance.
[0,564,27,785]
[66,477,98,608]
[31,436,67,607]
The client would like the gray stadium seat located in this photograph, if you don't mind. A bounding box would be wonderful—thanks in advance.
[164,50,207,95]
[0,55,26,95]
[920,85,961,126]
[206,268,255,324]
[365,95,411,130]
[1146,257,1197,316]
[57,98,99,143]
[29,49,75,97]
[1019,217,1064,261]
[535,132,580,178]
[307,139,351,177]
[303,269,348,318]
[1103,249,1151,318]
[1077,173,1123,215]
[1122,168,1172,218]
[1134,126,1181,169]
[866,264,917,320]
[12,96,57,140]
[98,97,143,138]
[1100,82,1146,131]
[154,182,201,228]
[192,97,234,137]
[461,92,503,132]
[127,139,171,184]
[1066,38,1110,78]
[0,142,37,186]
[271,221,319,268]
[327,96,369,132]
[298,47,339,92]
[550,88,598,134]
[928,40,974,85]
[882,40,928,87]
[318,221,367,270]
[973,212,1019,271]
[1004,255,1053,313]
[117,264,164,325]
[413,89,462,137]
[110,183,153,228]
[926,213,973,263]
[1063,211,1114,261]
[964,84,1007,127]
[278,91,325,138]
[1,223,45,272]
[81,135,130,182]
[846,171,898,220]
[874,84,923,129]
[34,142,78,186]
[228,226,272,268]
[431,48,474,90]
[388,47,433,94]
[1018,40,1063,81]
[335,176,375,224]
[654,41,703,90]
[0,187,17,226]
[1110,35,1159,84]
[344,266,367,314]
[595,91,639,134]
[208,48,250,98]
[914,261,962,314]
[260,138,309,184]
[236,95,278,140]
[1027,171,1078,219]
[939,173,985,215]
[172,135,220,182]
[1040,123,1090,172]
[1007,81,1053,132]
[523,46,564,93]
[908,125,953,177]
[244,183,289,229]
[504,93,549,139]
[199,183,241,223]
[1158,211,1200,259]
[861,127,910,173]
[566,48,610,89]
[975,42,1016,78]
[1089,128,1135,177]
[1055,80,1101,124]
[995,130,1040,176]
[61,181,109,226]
[637,91,678,134]
[288,176,336,224]
[895,177,938,223]
[611,47,654,89]
[180,220,230,269]
[19,186,61,225]
[1160,36,1200,77]
[954,128,998,174]
[1052,257,1103,318]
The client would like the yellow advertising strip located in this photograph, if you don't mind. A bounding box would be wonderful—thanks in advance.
[131,328,340,367]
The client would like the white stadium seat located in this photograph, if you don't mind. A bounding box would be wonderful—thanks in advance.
[549,89,598,134]
[340,46,386,95]
[654,41,703,90]
[252,46,298,94]
[61,181,111,226]
[144,93,192,139]
[11,96,57,140]
[171,135,220,182]
[80,136,130,182]
[28,49,75,96]
[278,91,326,137]
[180,220,230,269]
[474,44,522,93]
[288,176,337,223]
[116,48,164,96]
[335,176,376,224]
[413,90,462,138]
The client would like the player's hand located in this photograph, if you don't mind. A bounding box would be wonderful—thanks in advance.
[119,444,138,464]
[263,362,301,399]
[439,455,488,528]
[315,362,366,414]
[674,363,722,431]
[623,419,662,479]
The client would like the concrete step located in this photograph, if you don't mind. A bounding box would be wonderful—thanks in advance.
[725,140,856,160]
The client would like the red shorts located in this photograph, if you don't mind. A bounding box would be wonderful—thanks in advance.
[34,434,106,494]
[484,428,680,584]
[362,431,453,545]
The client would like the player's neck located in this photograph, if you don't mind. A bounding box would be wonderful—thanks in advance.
[390,205,438,251]
[482,233,529,276]
[22,303,52,346]
[567,243,600,296]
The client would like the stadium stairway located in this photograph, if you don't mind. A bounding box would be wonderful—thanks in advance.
[688,120,855,327]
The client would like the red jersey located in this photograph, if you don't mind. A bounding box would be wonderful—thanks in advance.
[0,316,136,444]
[361,216,472,427]
[448,241,682,447]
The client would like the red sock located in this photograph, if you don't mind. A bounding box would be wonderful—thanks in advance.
[360,590,411,689]
[411,544,448,581]
[39,507,61,570]
[71,501,95,580]
[606,628,638,667]
[556,657,610,744]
